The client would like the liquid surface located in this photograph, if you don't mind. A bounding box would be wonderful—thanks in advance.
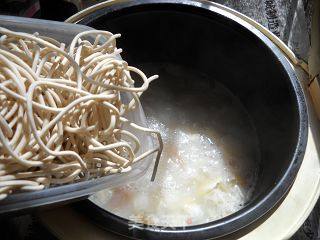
[91,63,260,227]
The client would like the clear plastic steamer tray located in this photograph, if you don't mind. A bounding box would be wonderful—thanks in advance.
[0,15,157,214]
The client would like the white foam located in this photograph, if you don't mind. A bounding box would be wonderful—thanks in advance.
[91,117,254,227]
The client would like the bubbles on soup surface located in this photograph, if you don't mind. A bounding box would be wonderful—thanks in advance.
[91,71,259,227]
[92,117,254,227]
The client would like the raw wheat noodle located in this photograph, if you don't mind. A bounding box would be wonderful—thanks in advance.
[0,28,162,200]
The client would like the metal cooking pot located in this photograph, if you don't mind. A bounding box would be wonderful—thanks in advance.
[69,0,308,239]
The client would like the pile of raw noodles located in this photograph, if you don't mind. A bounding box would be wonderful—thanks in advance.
[0,27,161,200]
